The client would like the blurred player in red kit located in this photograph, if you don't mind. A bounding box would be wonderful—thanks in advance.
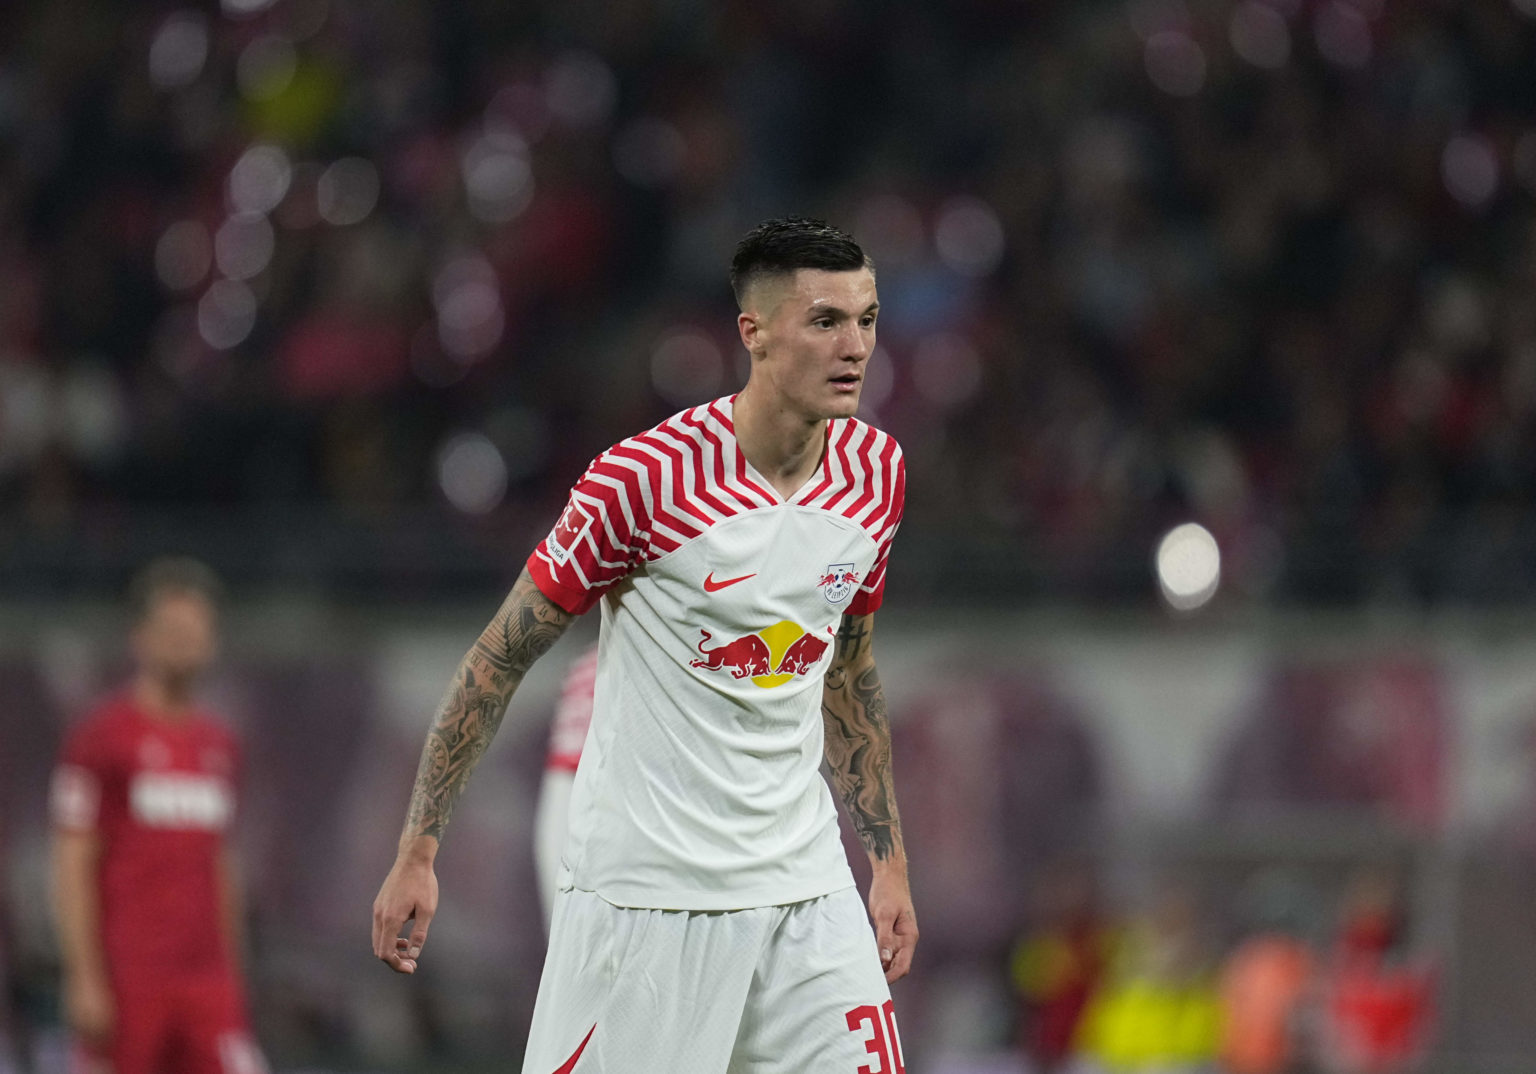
[50,558,265,1074]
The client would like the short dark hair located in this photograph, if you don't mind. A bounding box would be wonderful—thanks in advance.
[128,557,223,622]
[730,217,872,308]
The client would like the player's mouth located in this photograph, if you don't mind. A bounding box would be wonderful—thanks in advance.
[830,371,862,393]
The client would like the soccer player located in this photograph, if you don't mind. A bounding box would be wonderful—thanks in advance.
[372,217,916,1072]
[51,559,265,1074]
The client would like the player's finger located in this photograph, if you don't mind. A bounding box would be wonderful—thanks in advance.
[884,909,917,982]
[406,912,433,962]
[371,905,393,960]
[372,899,408,960]
[875,914,897,971]
[387,937,417,974]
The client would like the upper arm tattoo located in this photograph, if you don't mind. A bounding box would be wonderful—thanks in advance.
[403,570,575,843]
[822,613,905,863]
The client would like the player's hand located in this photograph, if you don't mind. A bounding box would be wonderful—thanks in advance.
[64,970,115,1045]
[371,845,439,975]
[868,863,918,983]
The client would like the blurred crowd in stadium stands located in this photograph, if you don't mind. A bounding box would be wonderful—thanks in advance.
[1007,865,1434,1074]
[4,0,1536,603]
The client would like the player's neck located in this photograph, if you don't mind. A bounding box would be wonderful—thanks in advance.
[732,384,827,500]
[132,673,197,721]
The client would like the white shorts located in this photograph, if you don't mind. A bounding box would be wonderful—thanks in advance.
[520,886,905,1074]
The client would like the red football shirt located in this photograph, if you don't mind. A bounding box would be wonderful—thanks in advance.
[51,693,240,978]
[545,646,598,774]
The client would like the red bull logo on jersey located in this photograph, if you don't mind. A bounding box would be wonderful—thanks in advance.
[817,563,860,605]
[690,621,836,688]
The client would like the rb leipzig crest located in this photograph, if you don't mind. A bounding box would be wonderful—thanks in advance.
[818,563,859,605]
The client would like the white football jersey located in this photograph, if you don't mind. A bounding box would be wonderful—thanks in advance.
[527,396,905,910]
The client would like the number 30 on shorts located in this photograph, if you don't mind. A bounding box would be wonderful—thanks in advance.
[845,1000,905,1074]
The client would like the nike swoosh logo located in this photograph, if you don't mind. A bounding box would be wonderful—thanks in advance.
[703,571,756,592]
[551,1024,596,1074]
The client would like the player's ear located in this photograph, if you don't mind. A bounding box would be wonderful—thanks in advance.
[738,310,765,356]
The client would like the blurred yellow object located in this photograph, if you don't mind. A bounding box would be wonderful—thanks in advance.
[1013,930,1111,999]
[1077,975,1222,1070]
[245,59,343,148]
[1012,923,1122,1066]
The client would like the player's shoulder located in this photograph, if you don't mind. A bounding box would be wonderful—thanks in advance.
[835,415,904,464]
[825,416,905,499]
[192,708,240,745]
[69,692,138,736]
[577,400,731,510]
[597,399,724,462]
[58,692,139,762]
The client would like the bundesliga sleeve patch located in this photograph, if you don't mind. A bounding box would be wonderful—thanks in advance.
[547,500,595,567]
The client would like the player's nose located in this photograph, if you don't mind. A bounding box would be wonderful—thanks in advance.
[838,322,872,361]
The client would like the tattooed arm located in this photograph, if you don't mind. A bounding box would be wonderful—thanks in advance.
[371,568,575,973]
[822,612,918,983]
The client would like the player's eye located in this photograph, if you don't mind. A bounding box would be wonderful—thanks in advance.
[861,315,877,328]
[814,318,834,329]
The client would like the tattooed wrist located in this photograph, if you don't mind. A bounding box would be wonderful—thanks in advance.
[396,834,439,864]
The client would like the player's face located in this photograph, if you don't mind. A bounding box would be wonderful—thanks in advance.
[132,591,219,684]
[740,268,879,421]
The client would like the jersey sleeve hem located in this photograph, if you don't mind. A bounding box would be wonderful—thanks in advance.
[847,587,883,615]
[527,553,602,615]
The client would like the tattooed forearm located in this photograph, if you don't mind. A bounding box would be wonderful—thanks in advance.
[822,614,905,864]
[401,569,574,846]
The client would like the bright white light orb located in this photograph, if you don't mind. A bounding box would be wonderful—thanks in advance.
[1442,134,1499,209]
[149,12,210,89]
[1315,2,1372,69]
[1145,31,1207,97]
[437,432,508,515]
[317,157,381,225]
[650,330,724,406]
[462,137,534,223]
[197,280,257,350]
[544,51,617,128]
[236,35,298,102]
[934,196,1006,276]
[214,213,275,280]
[221,0,278,18]
[228,144,292,215]
[1156,522,1222,611]
[1230,2,1291,69]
